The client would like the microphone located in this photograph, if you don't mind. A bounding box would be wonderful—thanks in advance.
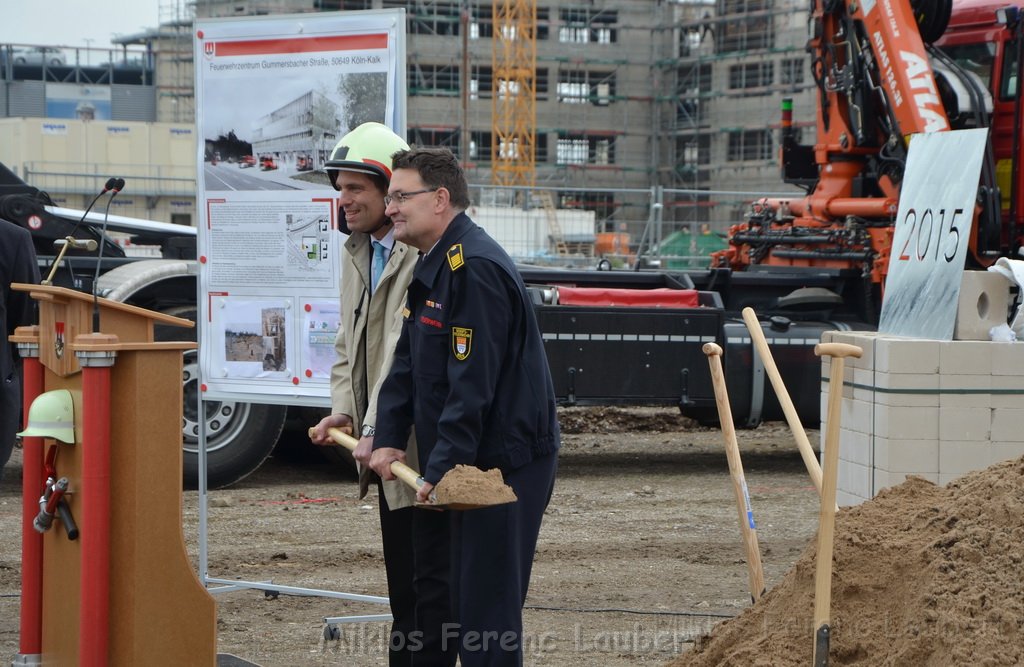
[92,178,124,332]
[43,176,119,286]
[73,177,118,235]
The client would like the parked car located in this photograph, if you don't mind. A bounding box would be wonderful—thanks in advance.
[239,155,257,168]
[11,47,66,66]
[98,57,148,69]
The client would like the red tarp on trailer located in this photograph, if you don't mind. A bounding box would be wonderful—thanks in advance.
[556,286,700,308]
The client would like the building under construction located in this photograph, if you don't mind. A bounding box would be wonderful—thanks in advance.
[1,0,814,259]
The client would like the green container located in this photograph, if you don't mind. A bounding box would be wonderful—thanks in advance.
[658,230,727,269]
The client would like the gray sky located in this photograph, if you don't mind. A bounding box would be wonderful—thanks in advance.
[0,0,161,58]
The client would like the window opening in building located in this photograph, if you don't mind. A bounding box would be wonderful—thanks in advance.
[728,61,773,89]
[781,57,805,86]
[727,129,772,161]
[558,8,618,44]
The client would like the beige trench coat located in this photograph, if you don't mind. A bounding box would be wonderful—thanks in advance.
[330,229,419,508]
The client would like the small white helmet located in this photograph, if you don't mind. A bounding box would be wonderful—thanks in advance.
[18,389,76,444]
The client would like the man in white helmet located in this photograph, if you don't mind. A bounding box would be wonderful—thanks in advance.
[310,123,454,666]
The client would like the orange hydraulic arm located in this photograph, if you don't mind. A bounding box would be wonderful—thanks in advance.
[714,0,953,286]
[850,0,949,137]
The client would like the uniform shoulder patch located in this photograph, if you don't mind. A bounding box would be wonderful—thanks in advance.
[451,326,472,360]
[446,244,465,271]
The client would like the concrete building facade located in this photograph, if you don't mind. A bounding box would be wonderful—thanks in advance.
[2,0,815,250]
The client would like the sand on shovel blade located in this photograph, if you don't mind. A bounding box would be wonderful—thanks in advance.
[426,465,518,509]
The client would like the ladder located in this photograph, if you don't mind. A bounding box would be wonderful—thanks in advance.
[536,190,569,256]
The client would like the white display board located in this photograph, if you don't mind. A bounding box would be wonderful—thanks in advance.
[194,10,406,406]
[879,128,988,340]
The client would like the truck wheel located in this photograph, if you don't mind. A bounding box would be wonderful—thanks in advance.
[156,306,287,489]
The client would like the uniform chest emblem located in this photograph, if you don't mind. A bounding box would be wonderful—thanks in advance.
[452,326,472,360]
[447,244,465,271]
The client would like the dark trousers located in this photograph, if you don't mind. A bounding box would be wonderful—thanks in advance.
[411,507,457,666]
[378,483,415,667]
[446,451,558,667]
[380,485,457,667]
[0,361,21,478]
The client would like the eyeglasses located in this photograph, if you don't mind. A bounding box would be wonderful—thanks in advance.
[384,188,439,206]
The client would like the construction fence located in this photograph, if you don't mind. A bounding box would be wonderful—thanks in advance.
[19,162,800,268]
[466,183,803,270]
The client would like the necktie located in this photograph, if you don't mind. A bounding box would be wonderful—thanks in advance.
[371,241,387,292]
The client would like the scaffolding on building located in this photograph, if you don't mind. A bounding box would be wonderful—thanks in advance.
[5,0,829,261]
[656,0,815,242]
[155,0,197,123]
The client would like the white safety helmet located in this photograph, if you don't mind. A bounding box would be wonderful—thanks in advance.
[18,389,76,444]
[324,122,409,185]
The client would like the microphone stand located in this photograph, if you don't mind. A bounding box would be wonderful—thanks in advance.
[92,179,124,332]
[43,177,118,286]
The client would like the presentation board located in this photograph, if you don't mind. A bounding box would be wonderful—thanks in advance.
[194,10,406,406]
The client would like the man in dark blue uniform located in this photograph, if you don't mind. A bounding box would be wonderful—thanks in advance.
[370,147,559,666]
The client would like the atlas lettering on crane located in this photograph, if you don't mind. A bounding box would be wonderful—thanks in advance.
[873,31,903,108]
[900,50,949,132]
[882,0,901,37]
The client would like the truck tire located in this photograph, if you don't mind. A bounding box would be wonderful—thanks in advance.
[156,306,287,489]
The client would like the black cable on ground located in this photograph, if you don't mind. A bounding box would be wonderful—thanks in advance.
[524,604,735,619]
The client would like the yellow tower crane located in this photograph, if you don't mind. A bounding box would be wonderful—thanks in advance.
[491,0,536,187]
[492,0,569,255]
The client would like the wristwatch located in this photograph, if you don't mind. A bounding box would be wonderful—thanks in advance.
[360,424,376,438]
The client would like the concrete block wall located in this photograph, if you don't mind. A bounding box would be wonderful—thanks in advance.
[819,331,1024,506]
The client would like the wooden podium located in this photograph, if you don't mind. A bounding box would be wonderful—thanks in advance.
[10,283,217,666]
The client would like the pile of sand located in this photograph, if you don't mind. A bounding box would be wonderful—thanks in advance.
[668,456,1024,666]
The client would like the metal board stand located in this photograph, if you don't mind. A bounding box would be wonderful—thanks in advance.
[192,291,391,630]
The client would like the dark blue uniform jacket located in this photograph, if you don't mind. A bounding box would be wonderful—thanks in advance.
[373,212,560,485]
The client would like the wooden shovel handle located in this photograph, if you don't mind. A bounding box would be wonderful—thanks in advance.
[811,345,860,664]
[312,426,424,492]
[703,342,766,603]
[814,342,863,360]
[741,307,824,496]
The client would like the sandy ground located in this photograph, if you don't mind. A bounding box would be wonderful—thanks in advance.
[0,407,820,666]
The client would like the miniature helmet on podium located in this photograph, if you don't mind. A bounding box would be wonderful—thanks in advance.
[18,389,76,444]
